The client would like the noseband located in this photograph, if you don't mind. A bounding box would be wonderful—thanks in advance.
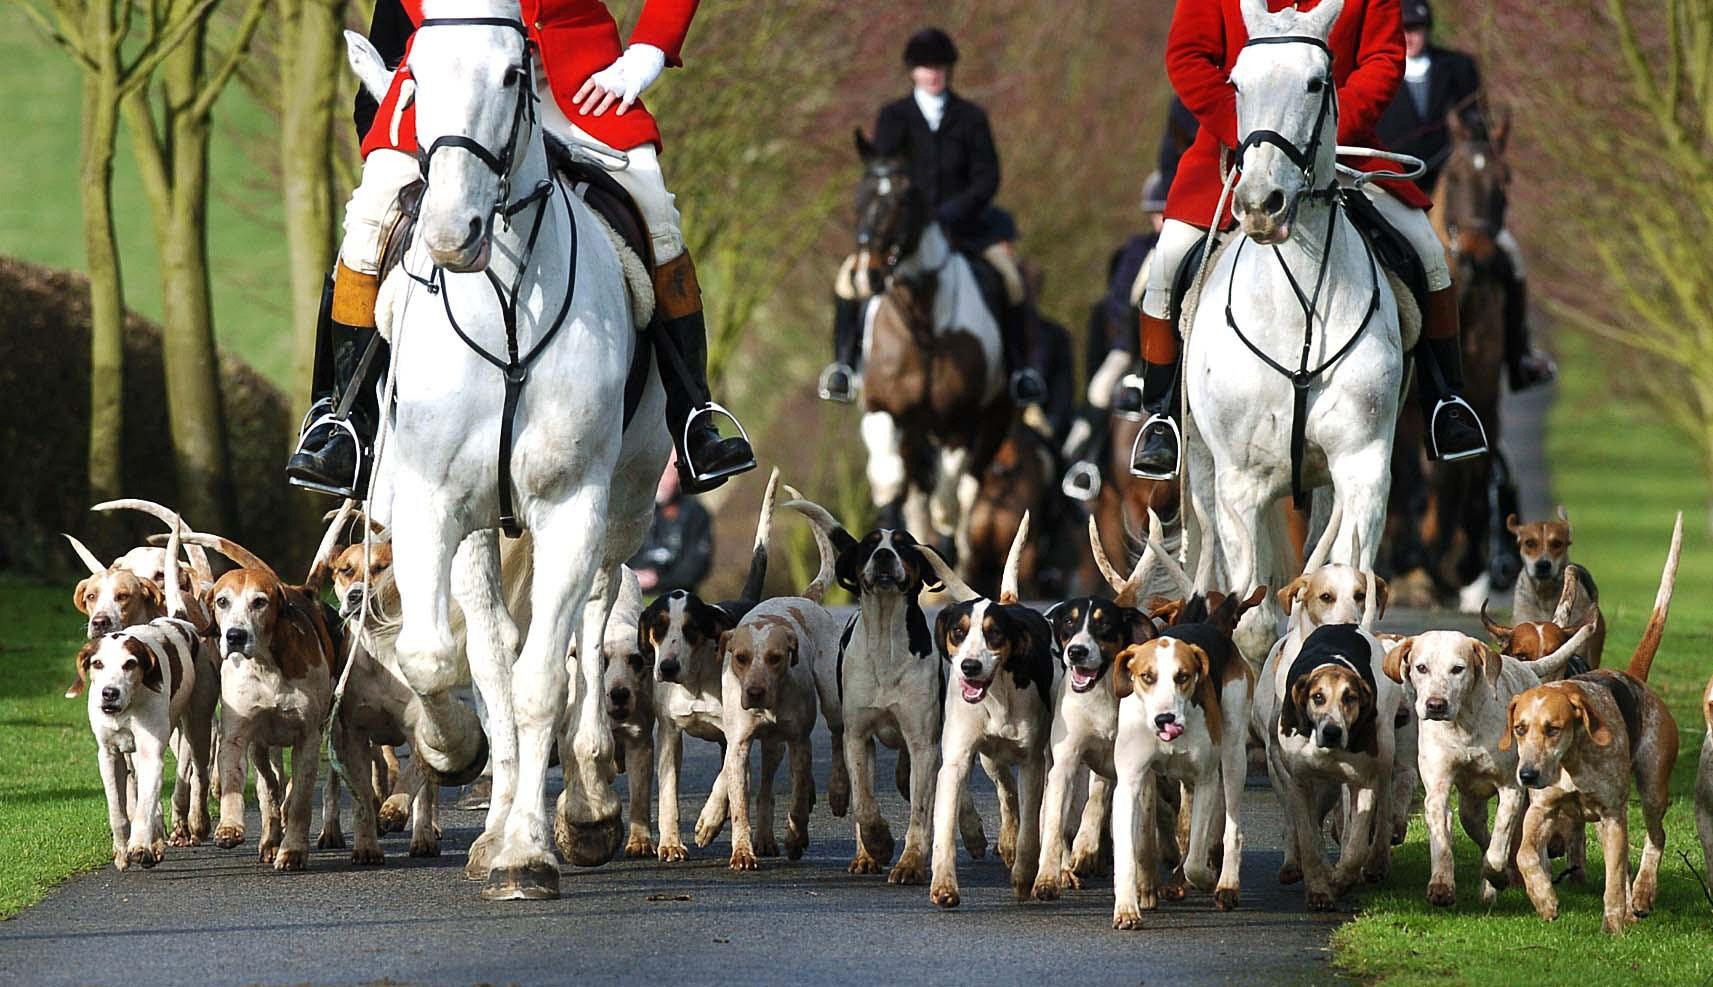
[413,17,542,212]
[856,166,927,277]
[1235,35,1337,194]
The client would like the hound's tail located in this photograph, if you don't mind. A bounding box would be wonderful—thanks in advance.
[1626,511,1683,683]
[796,502,839,606]
[305,500,357,593]
[181,532,281,584]
[92,498,213,585]
[162,514,187,621]
[998,511,1031,605]
[739,470,782,604]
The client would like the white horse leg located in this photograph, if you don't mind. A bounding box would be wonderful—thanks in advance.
[930,446,970,540]
[485,486,608,900]
[861,411,907,513]
[453,531,520,881]
[1331,442,1393,569]
[392,498,486,784]
[555,562,624,867]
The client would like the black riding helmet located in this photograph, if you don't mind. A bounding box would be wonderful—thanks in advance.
[903,27,958,68]
[1402,0,1432,28]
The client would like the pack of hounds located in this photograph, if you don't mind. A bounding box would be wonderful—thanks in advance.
[63,483,1713,935]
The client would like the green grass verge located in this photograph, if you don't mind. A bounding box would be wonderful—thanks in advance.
[1332,333,1713,983]
[0,581,115,918]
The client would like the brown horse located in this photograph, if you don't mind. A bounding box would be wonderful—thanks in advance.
[847,134,1018,583]
[1385,108,1511,600]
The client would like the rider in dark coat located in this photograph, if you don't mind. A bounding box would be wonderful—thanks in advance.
[1376,0,1554,391]
[819,27,1046,408]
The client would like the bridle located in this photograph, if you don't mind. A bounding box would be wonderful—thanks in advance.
[855,161,929,281]
[412,16,542,214]
[1235,35,1339,202]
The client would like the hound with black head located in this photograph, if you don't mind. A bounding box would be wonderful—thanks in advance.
[924,515,1057,907]
[1255,568,1402,910]
[707,511,843,871]
[1110,583,1262,929]
[1032,514,1163,902]
[789,496,953,884]
[644,471,780,861]
[1383,622,1591,908]
[69,518,215,869]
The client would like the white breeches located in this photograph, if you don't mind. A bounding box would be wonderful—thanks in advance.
[1141,185,1453,320]
[340,149,422,275]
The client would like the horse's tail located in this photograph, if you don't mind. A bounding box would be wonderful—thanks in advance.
[737,469,781,604]
[1627,511,1683,683]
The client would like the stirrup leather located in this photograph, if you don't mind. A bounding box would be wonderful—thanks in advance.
[1114,373,1147,423]
[1061,461,1103,503]
[681,402,756,484]
[1128,414,1182,481]
[1427,395,1489,464]
[817,363,858,403]
[287,412,369,498]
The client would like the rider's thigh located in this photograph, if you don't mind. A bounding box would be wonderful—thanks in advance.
[1360,186,1451,292]
[1140,219,1207,319]
[340,149,423,274]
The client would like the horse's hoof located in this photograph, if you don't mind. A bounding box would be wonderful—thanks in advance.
[481,862,561,901]
[555,814,622,868]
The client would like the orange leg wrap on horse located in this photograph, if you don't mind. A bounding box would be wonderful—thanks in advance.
[1139,312,1178,364]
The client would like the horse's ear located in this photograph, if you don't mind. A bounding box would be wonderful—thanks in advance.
[1490,108,1511,153]
[1238,0,1273,35]
[1445,108,1469,144]
[854,128,876,162]
[343,30,393,103]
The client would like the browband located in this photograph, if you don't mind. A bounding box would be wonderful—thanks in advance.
[1243,34,1333,58]
[417,17,527,32]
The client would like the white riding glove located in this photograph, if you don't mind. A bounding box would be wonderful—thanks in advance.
[576,43,666,116]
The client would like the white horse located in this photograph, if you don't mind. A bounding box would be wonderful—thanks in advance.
[1183,0,1407,659]
[357,0,669,900]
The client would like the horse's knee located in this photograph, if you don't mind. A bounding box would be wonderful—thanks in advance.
[396,628,461,697]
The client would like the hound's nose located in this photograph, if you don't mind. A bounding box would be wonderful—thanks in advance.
[745,685,767,705]
[1066,644,1090,663]
[100,686,120,703]
[1424,697,1450,717]
[89,616,113,634]
[225,628,249,651]
[959,659,984,679]
[657,659,681,682]
[1518,765,1541,786]
[1532,559,1553,577]
[345,588,365,610]
[608,685,631,709]
[1154,712,1176,729]
[1319,724,1343,747]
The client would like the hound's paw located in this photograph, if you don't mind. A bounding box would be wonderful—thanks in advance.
[1305,889,1337,912]
[317,829,346,850]
[1059,867,1085,891]
[1213,886,1240,911]
[784,830,808,861]
[112,851,130,872]
[849,851,884,875]
[1112,906,1145,931]
[168,824,192,847]
[408,834,440,858]
[624,835,657,859]
[997,838,1017,871]
[258,843,279,865]
[1278,862,1303,885]
[728,846,759,872]
[213,826,244,849]
[828,771,851,818]
[1427,882,1456,908]
[657,842,689,863]
[351,844,385,866]
[1604,911,1637,934]
[1533,899,1559,923]
[858,822,895,864]
[377,797,410,835]
[887,851,927,886]
[273,848,306,872]
[1160,877,1189,902]
[755,833,780,858]
[693,818,723,848]
[1032,875,1061,902]
[1479,881,1499,906]
[1391,819,1408,845]
[929,882,961,909]
[1068,849,1101,876]
[127,846,161,869]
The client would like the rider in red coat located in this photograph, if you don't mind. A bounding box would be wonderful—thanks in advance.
[1129,0,1487,480]
[289,0,755,499]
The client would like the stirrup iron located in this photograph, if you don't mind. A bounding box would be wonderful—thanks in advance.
[1128,415,1182,482]
[286,413,370,499]
[817,363,858,403]
[1427,395,1489,464]
[1061,461,1103,503]
[681,402,756,484]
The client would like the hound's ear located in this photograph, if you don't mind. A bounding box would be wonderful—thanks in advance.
[788,635,801,667]
[834,542,862,593]
[1499,696,1520,750]
[1237,585,1267,615]
[137,642,164,693]
[636,616,654,659]
[1476,641,1504,692]
[1275,576,1307,616]
[66,640,97,698]
[1348,676,1380,756]
[1146,597,1184,624]
[707,603,740,635]
[1569,686,1612,746]
[717,629,734,661]
[1111,647,1136,700]
[1505,513,1522,536]
[934,607,956,661]
[72,577,94,615]
[1280,678,1309,736]
[1445,107,1469,144]
[1123,607,1157,645]
[1373,576,1390,620]
[141,578,165,611]
[1382,638,1413,684]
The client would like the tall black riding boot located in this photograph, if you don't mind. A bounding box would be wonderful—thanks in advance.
[818,295,862,403]
[653,254,756,494]
[1127,359,1182,480]
[1003,301,1047,406]
[286,264,387,499]
[1415,288,1489,463]
[1502,275,1556,391]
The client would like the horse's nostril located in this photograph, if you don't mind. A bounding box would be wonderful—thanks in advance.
[1263,190,1286,214]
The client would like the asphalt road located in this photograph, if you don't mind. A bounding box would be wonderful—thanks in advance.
[0,606,1488,987]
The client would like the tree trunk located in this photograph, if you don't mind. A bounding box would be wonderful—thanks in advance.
[280,0,343,424]
[81,60,125,509]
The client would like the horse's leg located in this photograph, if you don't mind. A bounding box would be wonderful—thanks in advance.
[392,499,486,784]
[1332,443,1394,571]
[453,530,521,881]
[930,446,970,543]
[485,487,609,900]
[861,411,908,524]
[555,562,625,868]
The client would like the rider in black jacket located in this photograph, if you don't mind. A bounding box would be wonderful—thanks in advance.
[819,27,1046,408]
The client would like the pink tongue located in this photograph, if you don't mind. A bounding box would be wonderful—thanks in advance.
[1158,722,1186,741]
[960,680,988,703]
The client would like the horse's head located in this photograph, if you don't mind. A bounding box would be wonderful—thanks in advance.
[852,129,928,276]
[405,1,535,272]
[1437,108,1511,270]
[1230,0,1344,244]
